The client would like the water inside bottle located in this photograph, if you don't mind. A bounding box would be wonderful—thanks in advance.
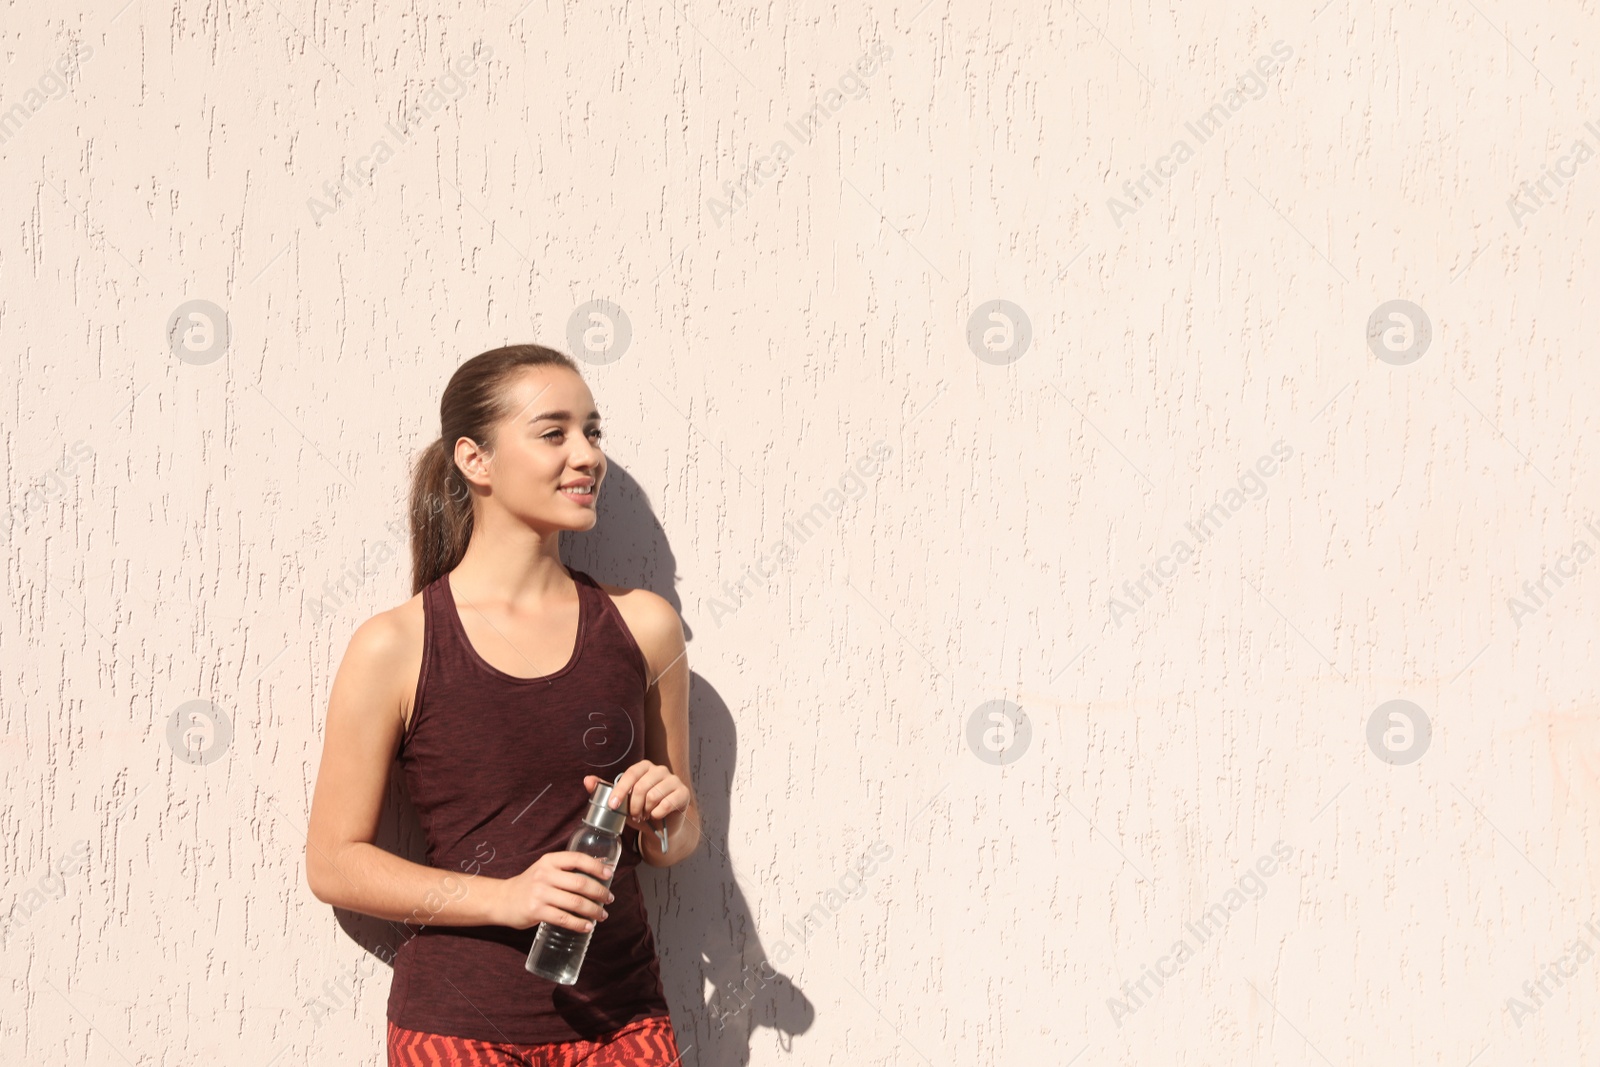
[526,919,593,984]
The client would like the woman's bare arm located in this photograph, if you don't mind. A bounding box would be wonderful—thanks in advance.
[610,589,702,868]
[304,609,508,928]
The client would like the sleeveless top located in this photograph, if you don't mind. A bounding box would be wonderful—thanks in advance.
[385,565,671,1044]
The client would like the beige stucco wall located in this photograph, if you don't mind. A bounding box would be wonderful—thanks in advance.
[4,1,1598,1062]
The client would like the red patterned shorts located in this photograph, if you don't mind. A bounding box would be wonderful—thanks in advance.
[387,1014,681,1067]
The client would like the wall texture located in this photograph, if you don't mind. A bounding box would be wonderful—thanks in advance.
[3,1,1598,1063]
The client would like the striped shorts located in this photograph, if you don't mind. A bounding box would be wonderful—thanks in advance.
[387,1014,681,1067]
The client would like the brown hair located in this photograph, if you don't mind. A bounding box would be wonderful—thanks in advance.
[408,344,583,594]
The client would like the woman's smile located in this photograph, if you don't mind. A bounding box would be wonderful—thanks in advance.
[559,478,596,505]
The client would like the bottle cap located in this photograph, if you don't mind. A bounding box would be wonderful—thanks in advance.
[584,780,628,835]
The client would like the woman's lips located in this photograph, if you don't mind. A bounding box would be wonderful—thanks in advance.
[560,485,596,505]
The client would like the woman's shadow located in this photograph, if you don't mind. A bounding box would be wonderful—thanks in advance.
[336,462,811,1065]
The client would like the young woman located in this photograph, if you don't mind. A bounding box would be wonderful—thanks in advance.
[305,344,699,1066]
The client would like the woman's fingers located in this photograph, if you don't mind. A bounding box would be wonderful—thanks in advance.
[607,761,659,817]
[650,787,685,820]
[550,869,613,901]
[603,764,639,808]
[600,763,686,832]
[546,850,613,881]
[629,776,654,820]
[544,887,609,930]
[636,780,680,822]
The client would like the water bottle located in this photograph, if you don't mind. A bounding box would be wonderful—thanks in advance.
[524,779,627,985]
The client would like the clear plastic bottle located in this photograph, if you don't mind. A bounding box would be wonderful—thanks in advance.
[524,780,627,985]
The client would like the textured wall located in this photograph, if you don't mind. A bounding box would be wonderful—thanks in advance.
[3,0,1598,1063]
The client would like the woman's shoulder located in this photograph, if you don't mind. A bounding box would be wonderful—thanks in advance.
[586,577,684,677]
[334,590,428,732]
[586,576,677,626]
[339,589,427,682]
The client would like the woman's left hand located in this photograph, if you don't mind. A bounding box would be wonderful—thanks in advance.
[584,761,689,837]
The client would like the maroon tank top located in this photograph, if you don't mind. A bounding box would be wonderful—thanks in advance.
[385,565,671,1044]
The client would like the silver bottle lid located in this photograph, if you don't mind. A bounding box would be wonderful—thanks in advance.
[584,780,628,835]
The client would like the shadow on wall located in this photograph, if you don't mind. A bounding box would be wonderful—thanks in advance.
[333,461,812,1065]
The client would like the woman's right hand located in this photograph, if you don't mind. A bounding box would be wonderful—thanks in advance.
[491,851,616,931]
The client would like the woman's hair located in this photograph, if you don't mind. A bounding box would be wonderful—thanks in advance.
[408,344,582,594]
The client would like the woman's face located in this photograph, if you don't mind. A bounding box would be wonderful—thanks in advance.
[460,365,605,532]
